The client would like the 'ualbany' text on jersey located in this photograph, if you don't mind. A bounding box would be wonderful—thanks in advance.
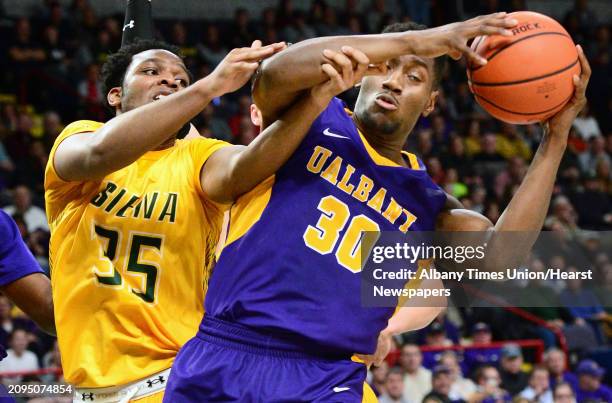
[44,120,228,387]
[204,98,446,356]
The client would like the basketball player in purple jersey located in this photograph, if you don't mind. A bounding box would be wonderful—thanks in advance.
[165,13,591,402]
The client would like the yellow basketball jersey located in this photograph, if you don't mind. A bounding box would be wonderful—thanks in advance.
[44,120,229,388]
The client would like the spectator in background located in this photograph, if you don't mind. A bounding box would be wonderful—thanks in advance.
[473,133,506,188]
[370,361,389,397]
[439,351,476,402]
[463,322,501,373]
[520,258,570,348]
[546,196,580,235]
[42,111,63,153]
[495,123,532,161]
[552,382,576,403]
[400,344,432,403]
[3,185,48,233]
[499,344,529,396]
[579,136,610,176]
[570,173,612,230]
[543,348,578,392]
[442,168,468,200]
[77,63,104,109]
[572,103,601,141]
[281,10,316,43]
[518,366,553,403]
[0,329,39,383]
[196,104,233,142]
[441,135,472,179]
[494,156,526,202]
[318,5,351,36]
[574,360,612,403]
[559,267,607,343]
[379,366,410,403]
[421,321,455,369]
[231,8,255,48]
[41,340,61,383]
[422,365,457,403]
[470,365,511,403]
[8,18,46,69]
[197,24,228,70]
[464,121,483,156]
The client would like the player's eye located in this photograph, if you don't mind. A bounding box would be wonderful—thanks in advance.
[408,74,421,82]
[143,68,157,75]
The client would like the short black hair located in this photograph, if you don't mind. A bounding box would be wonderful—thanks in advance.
[382,22,448,89]
[101,39,187,102]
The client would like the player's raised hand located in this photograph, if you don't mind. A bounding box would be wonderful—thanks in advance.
[409,12,518,66]
[310,46,370,107]
[206,40,286,97]
[543,44,590,139]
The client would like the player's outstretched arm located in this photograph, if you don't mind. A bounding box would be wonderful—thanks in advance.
[53,41,285,182]
[200,47,370,204]
[436,45,591,269]
[2,274,55,335]
[254,12,518,124]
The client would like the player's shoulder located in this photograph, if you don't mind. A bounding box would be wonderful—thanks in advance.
[177,136,231,151]
[312,97,353,131]
[60,120,104,137]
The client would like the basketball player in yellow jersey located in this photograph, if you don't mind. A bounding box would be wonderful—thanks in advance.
[45,37,373,402]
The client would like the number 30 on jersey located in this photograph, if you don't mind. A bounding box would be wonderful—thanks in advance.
[303,195,380,272]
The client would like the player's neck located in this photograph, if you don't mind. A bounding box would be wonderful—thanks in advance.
[352,116,409,167]
[362,130,408,167]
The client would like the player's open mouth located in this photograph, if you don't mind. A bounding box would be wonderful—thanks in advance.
[375,94,398,111]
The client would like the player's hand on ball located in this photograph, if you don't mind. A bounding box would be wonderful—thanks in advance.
[543,45,591,139]
[310,46,370,106]
[207,40,286,97]
[410,12,518,65]
[355,329,393,368]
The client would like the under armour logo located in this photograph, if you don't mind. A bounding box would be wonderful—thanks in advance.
[146,375,166,388]
[82,392,95,401]
[123,20,135,31]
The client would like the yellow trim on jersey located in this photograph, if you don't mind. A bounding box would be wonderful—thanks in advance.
[218,175,275,255]
[343,107,421,170]
[395,259,429,313]
[363,382,379,403]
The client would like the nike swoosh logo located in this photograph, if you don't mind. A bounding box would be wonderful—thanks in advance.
[333,387,351,393]
[323,128,350,139]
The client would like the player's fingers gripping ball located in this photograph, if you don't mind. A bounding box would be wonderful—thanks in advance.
[466,11,581,124]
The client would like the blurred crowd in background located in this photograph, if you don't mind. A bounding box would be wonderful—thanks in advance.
[0,0,609,402]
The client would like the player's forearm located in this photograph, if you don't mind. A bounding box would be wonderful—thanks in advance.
[2,273,55,335]
[206,93,329,204]
[485,130,566,269]
[255,33,411,120]
[86,78,218,177]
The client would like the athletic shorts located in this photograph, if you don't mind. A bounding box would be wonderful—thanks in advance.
[164,316,372,402]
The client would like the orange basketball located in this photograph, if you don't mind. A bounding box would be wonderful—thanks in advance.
[466,11,580,124]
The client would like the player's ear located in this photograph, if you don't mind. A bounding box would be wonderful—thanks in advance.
[250,104,262,127]
[422,90,438,117]
[107,87,122,109]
